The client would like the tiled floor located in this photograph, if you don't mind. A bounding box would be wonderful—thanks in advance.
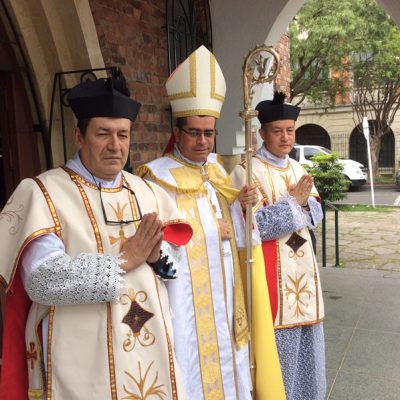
[321,267,400,400]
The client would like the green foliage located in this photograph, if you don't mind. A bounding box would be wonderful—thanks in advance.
[305,153,348,202]
[289,0,400,105]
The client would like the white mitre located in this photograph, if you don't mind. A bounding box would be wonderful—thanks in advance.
[166,45,226,118]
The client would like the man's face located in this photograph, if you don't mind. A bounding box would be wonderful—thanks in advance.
[74,117,131,180]
[259,119,296,158]
[173,116,217,163]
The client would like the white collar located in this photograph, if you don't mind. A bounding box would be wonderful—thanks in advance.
[256,145,289,168]
[173,145,208,167]
[66,153,122,188]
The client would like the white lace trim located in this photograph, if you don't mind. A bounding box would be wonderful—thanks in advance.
[255,194,309,241]
[26,253,126,305]
[308,197,323,228]
[157,241,181,280]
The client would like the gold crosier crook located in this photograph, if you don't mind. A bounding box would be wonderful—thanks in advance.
[239,45,280,397]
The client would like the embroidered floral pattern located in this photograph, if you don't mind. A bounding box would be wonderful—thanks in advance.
[120,289,155,351]
[27,342,37,369]
[122,361,166,399]
[108,202,129,251]
[0,196,24,235]
[286,232,307,258]
[284,273,313,318]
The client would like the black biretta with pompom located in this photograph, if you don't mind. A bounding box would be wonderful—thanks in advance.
[67,77,141,122]
[256,91,300,124]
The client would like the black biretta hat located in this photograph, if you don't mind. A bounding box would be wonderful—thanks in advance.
[67,77,141,122]
[256,91,300,124]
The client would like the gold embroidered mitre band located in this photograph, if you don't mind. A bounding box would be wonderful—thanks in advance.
[166,45,226,118]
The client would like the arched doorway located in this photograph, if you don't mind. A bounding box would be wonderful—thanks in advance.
[0,4,41,210]
[296,123,331,148]
[350,124,395,171]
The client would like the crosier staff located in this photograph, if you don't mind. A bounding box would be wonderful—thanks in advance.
[239,45,280,398]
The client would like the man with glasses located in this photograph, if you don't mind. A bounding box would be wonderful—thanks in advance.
[137,45,259,400]
[0,77,192,399]
[231,91,326,400]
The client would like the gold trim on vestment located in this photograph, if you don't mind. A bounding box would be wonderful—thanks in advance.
[46,306,55,400]
[274,317,325,330]
[210,53,225,102]
[4,227,57,292]
[312,237,321,321]
[217,193,249,349]
[107,303,117,400]
[70,176,104,253]
[153,273,179,399]
[139,155,239,205]
[174,190,224,399]
[68,174,120,396]
[28,389,44,400]
[167,51,196,101]
[33,178,62,238]
[172,109,221,119]
[215,194,241,399]
[62,166,124,192]
[28,308,49,397]
[254,156,291,173]
[252,158,324,328]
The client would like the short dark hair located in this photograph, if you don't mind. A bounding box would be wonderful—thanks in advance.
[175,115,216,128]
[175,117,187,128]
[77,118,91,136]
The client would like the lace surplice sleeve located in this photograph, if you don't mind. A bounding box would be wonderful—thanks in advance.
[255,194,322,241]
[21,233,126,306]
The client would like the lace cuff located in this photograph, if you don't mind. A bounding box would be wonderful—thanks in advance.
[255,194,308,241]
[307,197,323,228]
[148,241,181,280]
[26,253,126,306]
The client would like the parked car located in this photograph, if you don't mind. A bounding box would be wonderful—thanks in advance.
[292,145,367,188]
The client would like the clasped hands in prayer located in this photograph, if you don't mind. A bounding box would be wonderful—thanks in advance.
[237,174,313,211]
[288,174,314,207]
[120,212,163,272]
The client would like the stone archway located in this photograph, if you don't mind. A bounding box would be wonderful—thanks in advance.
[0,5,41,208]
[3,0,105,167]
[296,123,331,148]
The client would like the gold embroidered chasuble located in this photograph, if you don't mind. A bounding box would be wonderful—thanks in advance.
[136,153,249,400]
[0,167,188,400]
[232,157,324,329]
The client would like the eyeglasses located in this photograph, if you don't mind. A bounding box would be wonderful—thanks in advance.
[98,182,142,225]
[179,126,218,138]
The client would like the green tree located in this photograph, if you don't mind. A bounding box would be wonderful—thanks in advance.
[290,0,400,177]
[305,153,348,202]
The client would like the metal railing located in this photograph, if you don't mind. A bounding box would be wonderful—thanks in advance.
[321,200,340,267]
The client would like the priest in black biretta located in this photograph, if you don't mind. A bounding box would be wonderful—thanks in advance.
[68,77,141,122]
[256,91,300,125]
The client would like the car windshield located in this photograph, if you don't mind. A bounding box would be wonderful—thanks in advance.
[319,147,332,154]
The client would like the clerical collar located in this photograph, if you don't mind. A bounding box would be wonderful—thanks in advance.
[256,145,289,168]
[66,153,122,188]
[173,144,208,167]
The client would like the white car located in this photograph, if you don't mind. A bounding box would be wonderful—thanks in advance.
[293,145,367,188]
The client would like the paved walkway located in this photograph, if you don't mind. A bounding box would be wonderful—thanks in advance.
[316,208,400,399]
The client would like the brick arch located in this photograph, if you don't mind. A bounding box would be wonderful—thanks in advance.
[5,0,104,166]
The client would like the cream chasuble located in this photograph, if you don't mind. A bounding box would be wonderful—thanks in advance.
[137,153,251,400]
[0,167,188,400]
[232,157,324,329]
